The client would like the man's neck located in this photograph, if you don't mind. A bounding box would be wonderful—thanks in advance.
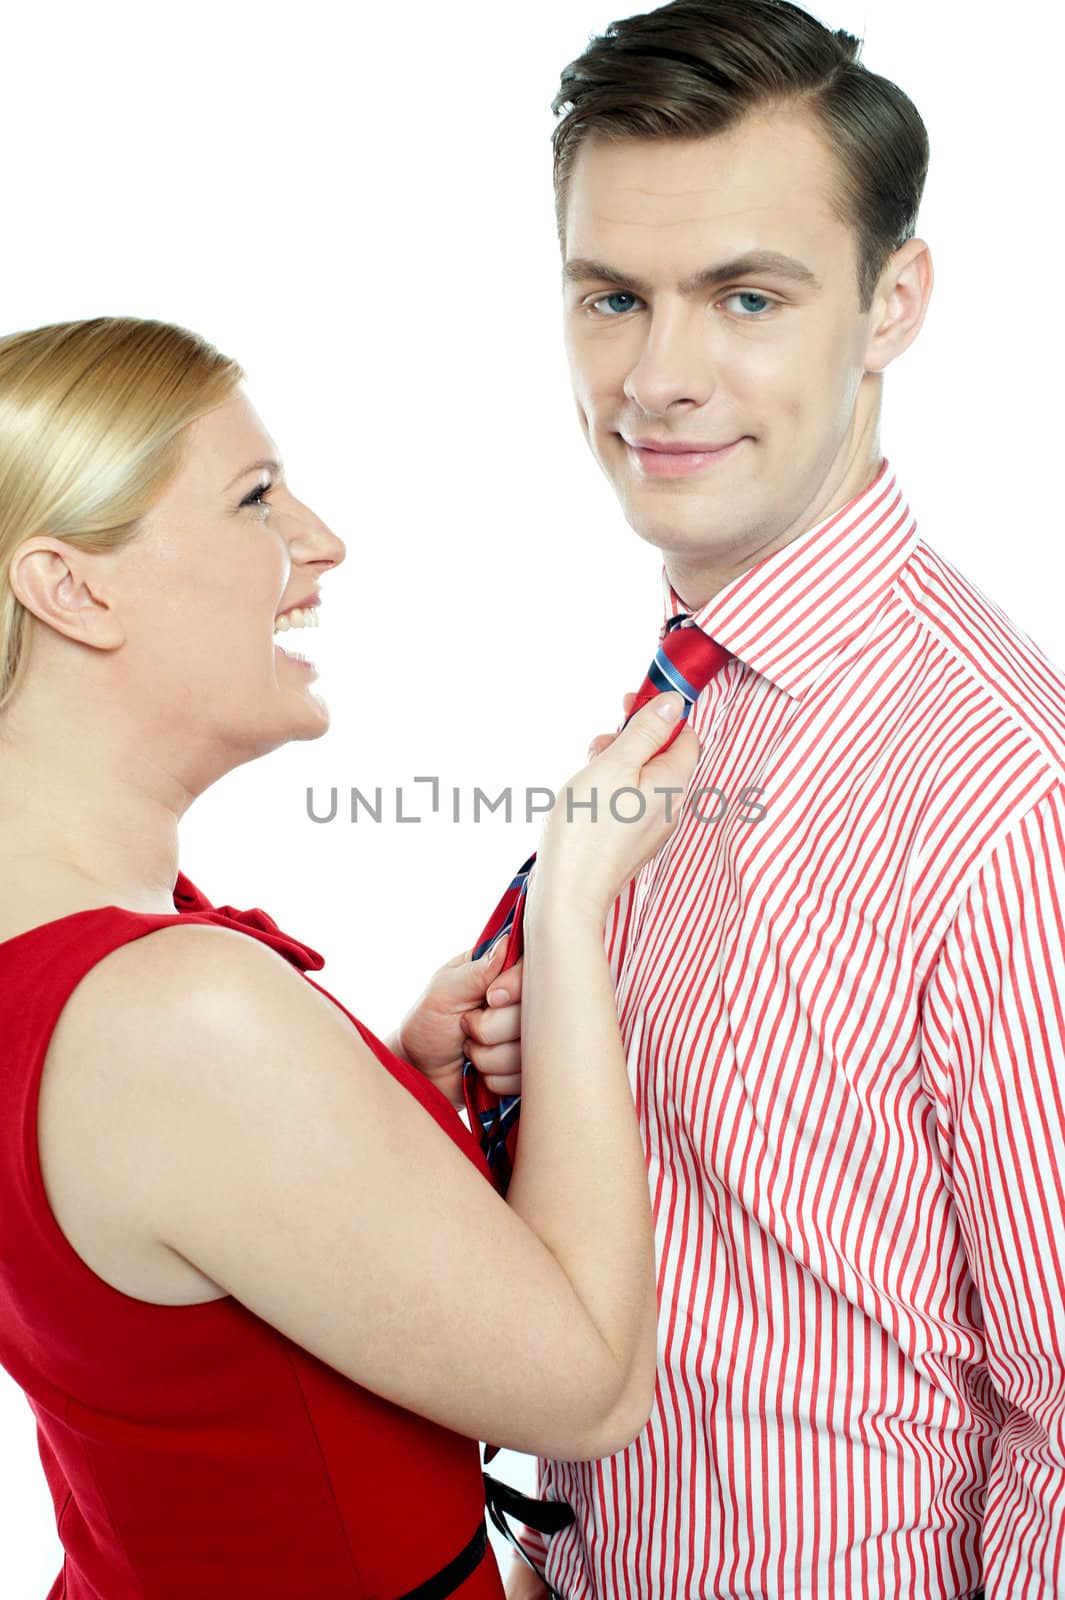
[666,445,885,612]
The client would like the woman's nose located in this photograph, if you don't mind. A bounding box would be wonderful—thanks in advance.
[286,503,346,570]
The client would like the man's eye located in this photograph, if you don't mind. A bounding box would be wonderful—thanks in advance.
[723,291,775,317]
[587,289,776,318]
[589,292,644,317]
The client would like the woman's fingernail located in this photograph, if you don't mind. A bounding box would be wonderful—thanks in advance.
[655,692,684,721]
[486,988,510,1007]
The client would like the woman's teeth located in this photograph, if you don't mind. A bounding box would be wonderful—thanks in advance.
[274,606,319,633]
[274,606,319,667]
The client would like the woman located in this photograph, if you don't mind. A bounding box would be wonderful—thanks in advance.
[0,317,698,1599]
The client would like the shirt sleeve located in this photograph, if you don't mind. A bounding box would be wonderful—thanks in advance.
[921,781,1065,1597]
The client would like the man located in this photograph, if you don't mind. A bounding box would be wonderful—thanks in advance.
[459,1,1065,1595]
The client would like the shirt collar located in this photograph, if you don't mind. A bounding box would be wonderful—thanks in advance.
[660,458,919,702]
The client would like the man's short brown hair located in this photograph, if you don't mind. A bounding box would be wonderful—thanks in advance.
[551,0,930,312]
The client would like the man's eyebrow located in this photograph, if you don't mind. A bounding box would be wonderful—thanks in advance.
[562,250,822,296]
[224,457,284,492]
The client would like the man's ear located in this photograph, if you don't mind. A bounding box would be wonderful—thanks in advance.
[8,539,123,650]
[863,237,934,374]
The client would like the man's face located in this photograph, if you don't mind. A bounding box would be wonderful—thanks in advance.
[562,107,883,593]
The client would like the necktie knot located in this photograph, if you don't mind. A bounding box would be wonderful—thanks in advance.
[627,615,731,726]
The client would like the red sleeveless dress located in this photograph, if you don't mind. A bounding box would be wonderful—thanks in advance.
[0,871,505,1600]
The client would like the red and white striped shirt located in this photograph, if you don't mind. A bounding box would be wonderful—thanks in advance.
[521,459,1065,1599]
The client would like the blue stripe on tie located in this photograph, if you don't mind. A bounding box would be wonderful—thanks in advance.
[648,650,699,704]
[481,1095,521,1169]
[461,1051,523,1170]
[481,1096,521,1139]
[470,858,535,962]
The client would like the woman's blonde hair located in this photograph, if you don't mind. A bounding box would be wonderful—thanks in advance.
[0,316,244,716]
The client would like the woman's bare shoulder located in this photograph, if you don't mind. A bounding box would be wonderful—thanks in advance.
[69,918,307,1015]
[37,923,335,1305]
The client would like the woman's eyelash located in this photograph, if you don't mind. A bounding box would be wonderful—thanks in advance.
[241,481,272,508]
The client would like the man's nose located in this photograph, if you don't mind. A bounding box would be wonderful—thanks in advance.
[622,305,717,416]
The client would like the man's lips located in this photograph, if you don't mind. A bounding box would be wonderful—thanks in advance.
[621,435,747,478]
[624,436,740,453]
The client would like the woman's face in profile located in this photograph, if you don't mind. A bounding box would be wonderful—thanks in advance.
[110,387,346,767]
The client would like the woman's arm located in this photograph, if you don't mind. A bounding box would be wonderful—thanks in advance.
[50,696,693,1459]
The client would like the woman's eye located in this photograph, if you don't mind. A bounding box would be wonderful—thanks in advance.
[589,291,643,317]
[241,481,272,509]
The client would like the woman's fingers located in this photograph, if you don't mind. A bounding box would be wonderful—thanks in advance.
[462,996,523,1092]
[460,1024,518,1062]
[487,954,522,1010]
[463,1037,521,1092]
[482,1069,523,1097]
[462,959,524,1093]
[463,963,521,1044]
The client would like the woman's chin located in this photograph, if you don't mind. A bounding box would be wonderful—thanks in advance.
[286,689,331,738]
[246,692,331,756]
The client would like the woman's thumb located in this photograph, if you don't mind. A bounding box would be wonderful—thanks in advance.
[616,692,687,756]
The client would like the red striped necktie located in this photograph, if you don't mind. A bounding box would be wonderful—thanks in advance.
[462,615,731,1194]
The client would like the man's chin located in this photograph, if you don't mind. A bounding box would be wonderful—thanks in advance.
[621,497,734,557]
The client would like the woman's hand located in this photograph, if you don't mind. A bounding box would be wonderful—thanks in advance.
[392,690,670,1106]
[528,692,698,933]
[387,943,524,1108]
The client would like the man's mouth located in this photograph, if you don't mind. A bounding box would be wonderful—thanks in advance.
[620,435,747,478]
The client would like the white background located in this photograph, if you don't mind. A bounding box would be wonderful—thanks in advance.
[1,0,1062,1591]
